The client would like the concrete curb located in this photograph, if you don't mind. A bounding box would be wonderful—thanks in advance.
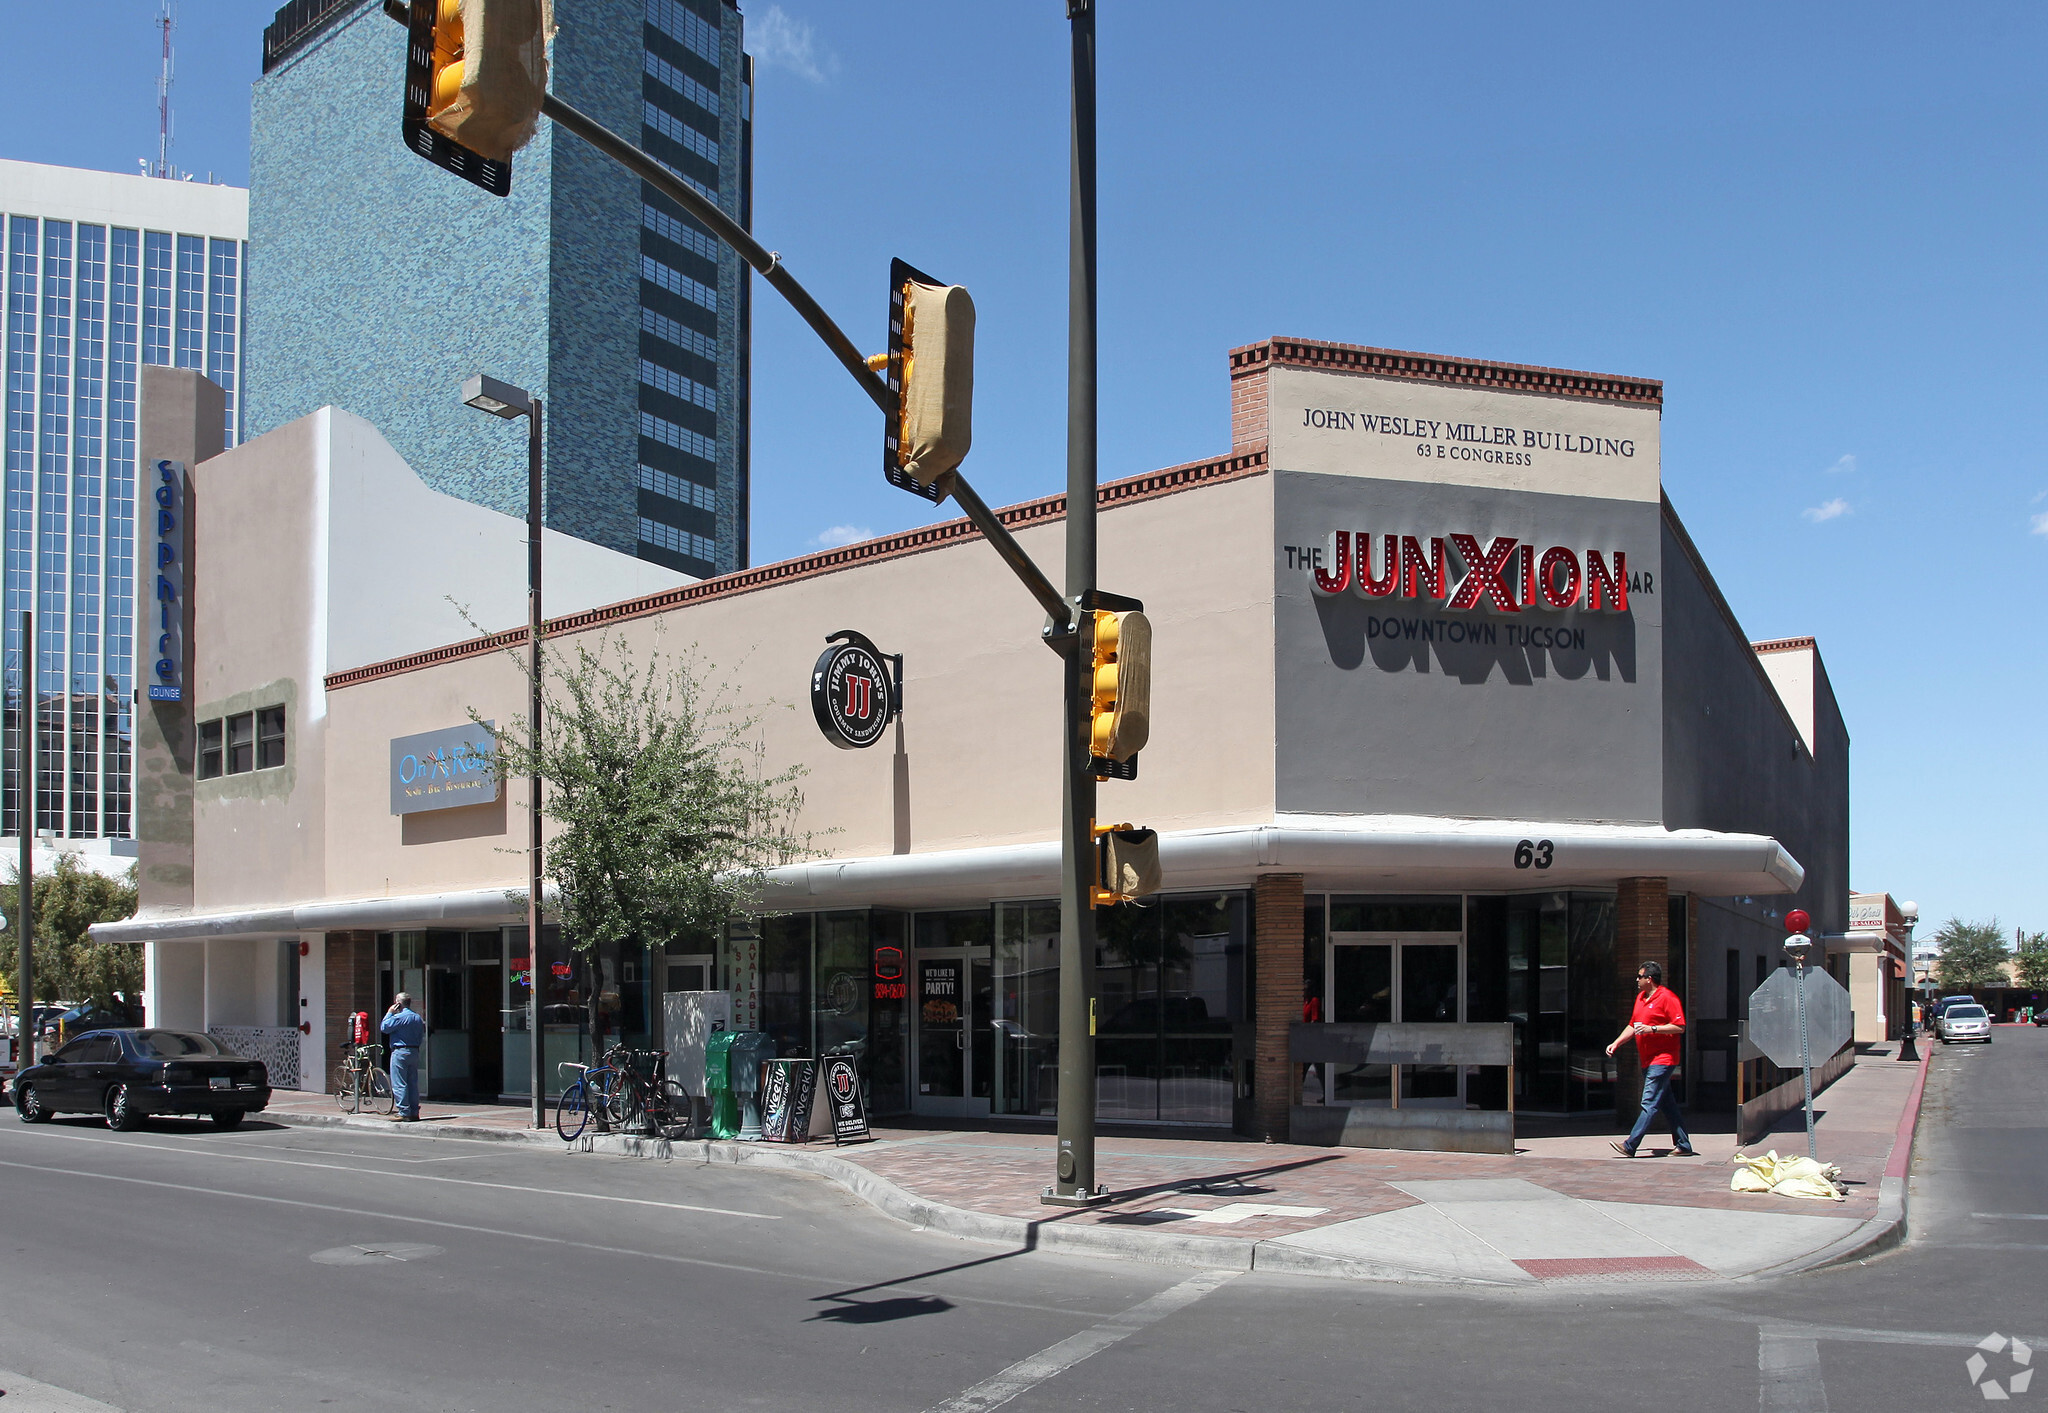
[1736,1047,1932,1281]
[262,1107,1901,1286]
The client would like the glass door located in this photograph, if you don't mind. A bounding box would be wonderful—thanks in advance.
[1326,933,1465,1108]
[913,948,993,1117]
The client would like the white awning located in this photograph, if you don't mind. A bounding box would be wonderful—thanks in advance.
[758,814,1804,909]
[91,815,1802,943]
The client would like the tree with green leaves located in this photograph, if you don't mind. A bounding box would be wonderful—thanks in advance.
[0,856,142,1009]
[475,628,817,1010]
[2012,930,2048,991]
[1932,917,2011,992]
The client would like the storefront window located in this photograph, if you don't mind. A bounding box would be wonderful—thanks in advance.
[994,901,1060,1116]
[1330,895,1463,933]
[868,911,908,1114]
[759,915,812,1059]
[1566,893,1620,1111]
[1092,893,1247,1124]
[816,911,870,1065]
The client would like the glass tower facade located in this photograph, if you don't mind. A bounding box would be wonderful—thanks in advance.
[0,164,248,840]
[251,0,752,580]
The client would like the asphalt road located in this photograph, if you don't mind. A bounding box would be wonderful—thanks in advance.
[0,1029,2041,1413]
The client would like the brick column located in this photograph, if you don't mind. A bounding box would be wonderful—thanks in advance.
[1254,873,1305,1142]
[323,930,375,1093]
[1614,878,1669,1123]
[1229,344,1270,452]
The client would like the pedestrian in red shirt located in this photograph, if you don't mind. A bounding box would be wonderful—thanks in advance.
[1604,961,1694,1157]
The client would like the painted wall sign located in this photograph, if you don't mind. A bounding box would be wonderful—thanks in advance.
[388,721,498,815]
[1288,530,1639,614]
[149,459,187,702]
[810,630,900,750]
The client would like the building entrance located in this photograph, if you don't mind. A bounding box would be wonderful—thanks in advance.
[1324,932,1466,1107]
[912,948,993,1117]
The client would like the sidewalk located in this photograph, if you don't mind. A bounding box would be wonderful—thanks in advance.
[263,1042,1930,1287]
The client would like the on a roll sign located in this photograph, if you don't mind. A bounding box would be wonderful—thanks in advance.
[1300,530,1632,614]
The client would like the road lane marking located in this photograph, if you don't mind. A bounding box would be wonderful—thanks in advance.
[1973,1212,2048,1221]
[1758,1332,1829,1413]
[0,1126,778,1220]
[921,1268,1241,1413]
[1762,1321,2048,1349]
[0,1365,124,1411]
[0,1157,1108,1321]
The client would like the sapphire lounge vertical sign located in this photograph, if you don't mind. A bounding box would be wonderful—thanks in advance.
[149,459,187,702]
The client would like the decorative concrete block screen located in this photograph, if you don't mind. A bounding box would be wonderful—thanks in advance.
[1289,1022,1516,1155]
[209,1026,301,1090]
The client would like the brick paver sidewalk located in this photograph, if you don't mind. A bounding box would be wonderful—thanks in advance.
[265,1041,1929,1282]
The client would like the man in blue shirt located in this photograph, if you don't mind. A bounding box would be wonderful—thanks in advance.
[381,993,426,1122]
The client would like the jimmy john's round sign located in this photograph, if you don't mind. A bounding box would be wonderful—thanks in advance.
[811,636,895,750]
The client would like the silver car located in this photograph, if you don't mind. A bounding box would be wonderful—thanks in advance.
[1939,1003,1992,1044]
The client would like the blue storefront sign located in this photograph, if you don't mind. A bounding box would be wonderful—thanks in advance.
[389,722,498,815]
[149,458,187,703]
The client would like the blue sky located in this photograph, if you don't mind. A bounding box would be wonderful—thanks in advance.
[3,2,2044,937]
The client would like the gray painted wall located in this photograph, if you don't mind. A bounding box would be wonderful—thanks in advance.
[1274,469,1664,823]
[1660,504,1851,1019]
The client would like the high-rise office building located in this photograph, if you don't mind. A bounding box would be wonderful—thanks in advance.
[0,159,249,844]
[248,0,752,578]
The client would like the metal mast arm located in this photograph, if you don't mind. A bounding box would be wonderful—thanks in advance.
[538,92,1070,635]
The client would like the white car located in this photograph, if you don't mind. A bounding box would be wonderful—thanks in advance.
[1939,1003,1992,1044]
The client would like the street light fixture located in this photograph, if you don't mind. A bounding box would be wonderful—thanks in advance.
[462,374,546,1129]
[462,374,532,420]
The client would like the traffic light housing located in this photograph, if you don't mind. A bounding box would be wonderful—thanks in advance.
[880,258,974,502]
[1086,607,1150,779]
[402,0,551,196]
[1093,823,1161,907]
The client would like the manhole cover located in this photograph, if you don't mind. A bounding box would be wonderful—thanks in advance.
[310,1243,445,1266]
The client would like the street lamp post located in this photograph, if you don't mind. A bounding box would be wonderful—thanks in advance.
[463,375,546,1129]
[15,609,33,1069]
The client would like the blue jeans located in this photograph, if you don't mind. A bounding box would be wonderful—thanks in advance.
[390,1047,419,1118]
[1625,1063,1691,1153]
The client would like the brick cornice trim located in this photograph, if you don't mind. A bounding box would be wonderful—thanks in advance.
[1751,635,1818,654]
[1229,337,1663,407]
[326,448,1269,692]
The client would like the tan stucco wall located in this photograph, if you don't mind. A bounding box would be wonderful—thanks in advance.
[190,414,327,911]
[313,470,1279,903]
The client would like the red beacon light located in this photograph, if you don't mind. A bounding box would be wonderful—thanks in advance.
[1784,909,1811,935]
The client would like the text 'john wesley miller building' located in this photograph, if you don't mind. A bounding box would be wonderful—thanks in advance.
[100,337,1849,1141]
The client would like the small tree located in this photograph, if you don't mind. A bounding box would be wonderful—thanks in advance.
[1932,917,2011,992]
[0,856,143,1009]
[2012,930,2048,992]
[476,627,817,1032]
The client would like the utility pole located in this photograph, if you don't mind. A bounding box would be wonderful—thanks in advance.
[1046,0,1105,1207]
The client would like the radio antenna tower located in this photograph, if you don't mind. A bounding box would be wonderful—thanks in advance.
[153,1,177,180]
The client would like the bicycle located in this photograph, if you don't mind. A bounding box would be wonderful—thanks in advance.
[335,1042,394,1115]
[554,1057,629,1142]
[556,1045,695,1142]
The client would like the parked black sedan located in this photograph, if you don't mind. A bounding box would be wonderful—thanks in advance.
[13,1029,271,1130]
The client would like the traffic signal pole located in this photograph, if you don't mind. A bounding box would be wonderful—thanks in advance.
[419,13,1107,1194]
[1045,0,1105,1208]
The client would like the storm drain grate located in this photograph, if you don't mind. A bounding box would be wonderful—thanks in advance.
[1514,1256,1718,1283]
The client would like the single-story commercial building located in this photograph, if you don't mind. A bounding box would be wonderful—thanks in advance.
[98,339,1851,1138]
